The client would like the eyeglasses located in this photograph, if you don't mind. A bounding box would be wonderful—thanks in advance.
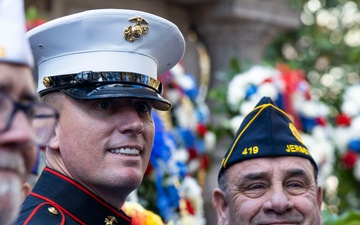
[0,91,59,147]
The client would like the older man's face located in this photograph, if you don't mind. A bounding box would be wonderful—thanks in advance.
[213,156,323,225]
[0,63,38,225]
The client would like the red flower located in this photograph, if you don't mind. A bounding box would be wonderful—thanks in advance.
[187,148,198,160]
[316,117,327,126]
[26,18,47,31]
[199,155,210,170]
[144,162,153,177]
[336,113,351,127]
[262,77,273,83]
[304,91,312,100]
[185,199,195,215]
[342,151,358,169]
[197,123,207,137]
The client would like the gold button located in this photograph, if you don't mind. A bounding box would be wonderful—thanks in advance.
[48,207,58,215]
[43,77,52,87]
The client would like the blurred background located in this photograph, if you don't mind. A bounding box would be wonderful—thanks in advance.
[26,0,360,224]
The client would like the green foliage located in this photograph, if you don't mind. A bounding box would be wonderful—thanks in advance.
[323,209,360,225]
[265,0,360,110]
[26,6,39,20]
[207,58,242,139]
[332,151,360,212]
[208,57,241,115]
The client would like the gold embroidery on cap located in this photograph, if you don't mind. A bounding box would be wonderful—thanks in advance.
[47,207,58,215]
[43,77,52,88]
[104,216,118,225]
[124,17,149,42]
[0,47,5,57]
[289,122,306,146]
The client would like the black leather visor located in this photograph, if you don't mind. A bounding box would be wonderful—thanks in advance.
[39,71,171,111]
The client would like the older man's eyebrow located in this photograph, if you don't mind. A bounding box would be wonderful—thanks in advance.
[241,169,310,181]
[242,172,270,181]
[0,82,11,92]
[0,83,37,102]
[286,168,310,180]
[21,91,38,102]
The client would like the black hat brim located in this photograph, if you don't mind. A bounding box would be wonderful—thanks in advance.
[60,83,172,111]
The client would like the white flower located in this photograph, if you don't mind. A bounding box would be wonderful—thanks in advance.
[187,160,200,174]
[342,84,360,117]
[204,131,216,153]
[353,160,360,182]
[303,100,320,118]
[332,126,352,154]
[171,64,196,92]
[227,75,247,111]
[227,65,280,112]
[257,83,279,100]
[178,176,205,225]
[301,129,335,186]
[180,75,196,91]
[229,115,245,135]
[173,97,197,129]
[349,115,360,138]
[173,147,189,163]
[246,65,280,85]
[167,89,181,104]
[342,101,360,117]
[240,100,258,115]
[170,63,185,80]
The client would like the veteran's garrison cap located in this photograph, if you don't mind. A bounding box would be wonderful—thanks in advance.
[0,0,34,67]
[219,96,317,179]
[26,9,186,111]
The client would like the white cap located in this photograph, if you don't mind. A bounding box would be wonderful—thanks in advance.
[0,0,34,67]
[26,9,186,110]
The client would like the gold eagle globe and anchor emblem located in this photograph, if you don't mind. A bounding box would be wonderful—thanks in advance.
[124,17,149,42]
[104,216,118,225]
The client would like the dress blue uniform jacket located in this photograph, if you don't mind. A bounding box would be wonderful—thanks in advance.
[14,167,132,225]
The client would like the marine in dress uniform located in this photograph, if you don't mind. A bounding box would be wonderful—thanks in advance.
[14,8,185,225]
[16,168,132,224]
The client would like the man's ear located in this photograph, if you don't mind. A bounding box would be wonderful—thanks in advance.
[212,187,228,225]
[47,125,59,150]
[317,186,323,210]
[22,182,32,201]
[317,186,323,225]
